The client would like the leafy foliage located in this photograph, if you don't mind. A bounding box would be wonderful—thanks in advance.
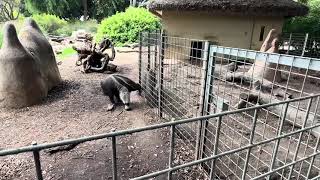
[89,0,130,21]
[25,0,82,19]
[32,14,67,35]
[0,0,21,22]
[24,0,130,21]
[95,7,161,46]
[283,0,320,35]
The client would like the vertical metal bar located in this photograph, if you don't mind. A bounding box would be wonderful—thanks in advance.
[154,30,158,68]
[306,134,320,178]
[139,32,143,85]
[198,44,216,169]
[209,116,222,180]
[242,109,259,180]
[302,33,309,57]
[286,33,292,55]
[168,125,175,180]
[158,30,165,118]
[112,136,118,180]
[32,142,43,180]
[287,98,313,179]
[199,41,211,116]
[196,41,210,160]
[267,102,290,180]
[147,31,151,71]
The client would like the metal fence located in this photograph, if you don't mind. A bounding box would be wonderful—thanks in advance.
[1,95,320,180]
[279,33,320,59]
[2,31,320,180]
[139,31,320,179]
[139,31,207,154]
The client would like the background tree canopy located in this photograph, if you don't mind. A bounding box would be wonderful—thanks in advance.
[24,0,130,21]
[283,0,320,35]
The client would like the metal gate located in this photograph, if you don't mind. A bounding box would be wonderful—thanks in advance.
[139,31,320,179]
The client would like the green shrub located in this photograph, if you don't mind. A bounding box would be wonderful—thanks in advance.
[95,7,161,46]
[32,14,67,35]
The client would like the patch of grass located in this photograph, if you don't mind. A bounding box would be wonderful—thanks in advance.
[57,47,77,60]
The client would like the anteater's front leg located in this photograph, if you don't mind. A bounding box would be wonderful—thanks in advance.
[107,94,116,111]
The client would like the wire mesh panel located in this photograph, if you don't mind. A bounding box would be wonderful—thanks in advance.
[139,32,320,179]
[279,33,320,59]
[131,94,320,180]
[200,45,320,179]
[139,31,209,154]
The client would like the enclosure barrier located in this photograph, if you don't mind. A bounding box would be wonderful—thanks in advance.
[139,31,320,179]
[1,95,320,180]
[3,32,320,179]
[279,33,320,59]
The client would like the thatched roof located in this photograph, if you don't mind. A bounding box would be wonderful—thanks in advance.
[147,0,309,17]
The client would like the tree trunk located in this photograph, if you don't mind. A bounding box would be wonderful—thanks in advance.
[83,0,88,20]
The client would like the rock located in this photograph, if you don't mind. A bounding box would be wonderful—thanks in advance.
[71,29,93,42]
[0,18,62,108]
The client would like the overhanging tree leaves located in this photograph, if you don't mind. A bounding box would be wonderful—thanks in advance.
[284,0,320,35]
[25,0,82,19]
[89,0,130,21]
[25,0,130,20]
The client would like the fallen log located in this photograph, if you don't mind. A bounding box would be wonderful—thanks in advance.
[73,38,116,73]
[236,92,320,138]
[215,29,318,138]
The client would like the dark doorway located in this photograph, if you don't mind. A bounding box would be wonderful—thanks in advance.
[190,41,204,66]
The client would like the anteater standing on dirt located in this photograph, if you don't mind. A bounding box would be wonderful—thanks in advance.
[101,74,142,111]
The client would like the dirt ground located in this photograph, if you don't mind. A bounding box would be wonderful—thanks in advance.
[0,47,175,180]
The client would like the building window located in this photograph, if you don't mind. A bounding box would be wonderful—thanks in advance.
[190,41,203,65]
[259,26,265,41]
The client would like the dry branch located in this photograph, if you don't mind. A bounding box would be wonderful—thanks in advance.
[73,38,116,73]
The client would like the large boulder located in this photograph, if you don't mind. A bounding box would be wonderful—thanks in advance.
[0,19,62,108]
[19,18,62,90]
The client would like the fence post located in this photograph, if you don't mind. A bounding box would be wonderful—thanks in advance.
[286,33,292,55]
[154,30,158,69]
[158,30,165,118]
[147,31,151,71]
[302,33,309,57]
[195,41,211,160]
[111,137,118,180]
[138,32,143,85]
[32,142,43,180]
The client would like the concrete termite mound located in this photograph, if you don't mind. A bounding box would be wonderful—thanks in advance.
[0,18,62,108]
